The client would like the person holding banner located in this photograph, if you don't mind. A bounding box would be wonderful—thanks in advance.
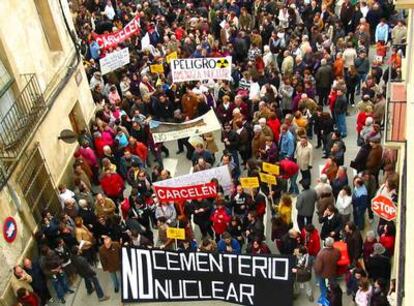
[217,232,241,254]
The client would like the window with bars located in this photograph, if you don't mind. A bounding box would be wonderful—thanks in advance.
[17,146,60,223]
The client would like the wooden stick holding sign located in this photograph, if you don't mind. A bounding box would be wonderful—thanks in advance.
[167,223,186,250]
[259,172,277,206]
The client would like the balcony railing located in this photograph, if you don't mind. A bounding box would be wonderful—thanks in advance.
[385,82,406,143]
[0,74,46,160]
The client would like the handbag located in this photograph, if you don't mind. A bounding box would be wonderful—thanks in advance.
[295,267,312,283]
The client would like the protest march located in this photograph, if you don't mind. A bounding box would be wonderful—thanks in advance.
[11,0,407,305]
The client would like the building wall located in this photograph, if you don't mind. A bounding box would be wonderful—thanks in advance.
[403,10,414,306]
[0,0,74,91]
[0,0,95,304]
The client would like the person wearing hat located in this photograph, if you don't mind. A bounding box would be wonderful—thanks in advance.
[296,179,317,230]
[366,243,391,281]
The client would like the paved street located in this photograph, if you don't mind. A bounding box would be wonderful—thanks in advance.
[63,106,363,306]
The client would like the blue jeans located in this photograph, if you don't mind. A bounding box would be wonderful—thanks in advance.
[289,173,299,194]
[229,149,240,167]
[85,275,104,299]
[317,276,336,306]
[50,273,70,300]
[110,271,120,291]
[336,113,347,137]
[354,205,367,230]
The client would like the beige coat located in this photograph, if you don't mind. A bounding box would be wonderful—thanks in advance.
[203,132,219,153]
[11,272,33,296]
[295,142,313,170]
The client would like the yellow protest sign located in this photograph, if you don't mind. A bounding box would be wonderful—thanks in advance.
[240,177,260,189]
[166,51,178,64]
[167,227,186,240]
[150,64,164,74]
[262,162,280,175]
[259,172,277,185]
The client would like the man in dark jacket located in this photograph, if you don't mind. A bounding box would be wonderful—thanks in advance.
[245,211,264,243]
[366,243,391,281]
[296,179,317,231]
[344,221,363,267]
[314,237,341,303]
[315,59,333,106]
[334,89,348,138]
[222,122,240,166]
[23,258,51,306]
[186,199,214,238]
[71,246,109,302]
[319,205,342,241]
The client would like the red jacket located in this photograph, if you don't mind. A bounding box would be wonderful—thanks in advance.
[127,142,148,163]
[356,112,373,134]
[18,292,40,306]
[100,173,125,198]
[379,234,395,256]
[210,207,231,234]
[301,228,321,256]
[279,159,299,179]
[328,90,337,114]
[267,118,281,141]
[95,137,112,158]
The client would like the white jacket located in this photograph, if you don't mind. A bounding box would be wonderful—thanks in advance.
[335,192,352,215]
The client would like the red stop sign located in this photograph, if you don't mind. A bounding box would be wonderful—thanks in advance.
[371,195,397,221]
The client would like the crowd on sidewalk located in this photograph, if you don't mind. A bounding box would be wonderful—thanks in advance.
[11,0,407,305]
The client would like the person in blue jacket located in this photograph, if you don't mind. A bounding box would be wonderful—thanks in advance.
[217,232,241,254]
[352,177,369,231]
[279,124,295,159]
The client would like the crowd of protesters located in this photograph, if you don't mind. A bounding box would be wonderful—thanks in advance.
[11,0,407,305]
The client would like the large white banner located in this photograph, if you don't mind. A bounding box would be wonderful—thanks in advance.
[153,165,233,195]
[170,57,232,83]
[100,48,130,75]
[150,109,222,144]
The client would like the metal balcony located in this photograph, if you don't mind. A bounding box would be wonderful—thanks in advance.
[0,74,46,160]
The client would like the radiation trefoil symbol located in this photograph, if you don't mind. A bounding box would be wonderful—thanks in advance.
[216,58,229,68]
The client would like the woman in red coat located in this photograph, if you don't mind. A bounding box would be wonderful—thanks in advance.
[379,223,396,256]
[100,170,125,201]
[301,224,321,258]
[210,200,231,242]
[267,113,281,142]
[328,89,337,116]
[17,288,40,306]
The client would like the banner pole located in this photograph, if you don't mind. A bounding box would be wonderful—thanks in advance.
[175,220,179,250]
[268,183,274,206]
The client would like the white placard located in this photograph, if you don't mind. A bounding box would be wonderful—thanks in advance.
[153,165,233,195]
[150,109,222,144]
[170,57,232,83]
[100,48,130,75]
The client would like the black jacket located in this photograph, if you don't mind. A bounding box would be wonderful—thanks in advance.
[186,200,213,225]
[71,254,96,278]
[319,213,342,240]
[351,143,371,173]
[366,254,391,281]
[344,230,363,265]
